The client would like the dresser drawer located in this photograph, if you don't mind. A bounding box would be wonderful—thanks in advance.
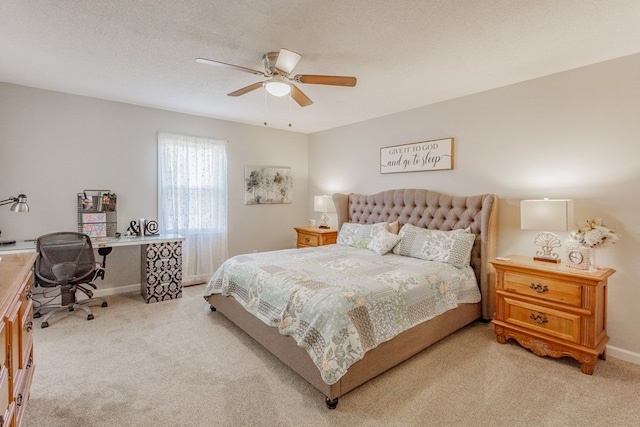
[503,271,582,307]
[0,366,10,424]
[13,357,34,427]
[503,296,580,343]
[20,300,34,371]
[297,232,319,247]
[0,321,5,369]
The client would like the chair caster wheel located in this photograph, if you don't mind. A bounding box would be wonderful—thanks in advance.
[41,322,49,328]
[34,312,42,318]
[101,302,108,307]
[87,314,94,320]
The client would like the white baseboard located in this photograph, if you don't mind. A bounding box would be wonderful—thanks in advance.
[606,345,640,366]
[31,283,141,310]
[93,284,140,298]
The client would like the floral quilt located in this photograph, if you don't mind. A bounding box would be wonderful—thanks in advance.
[204,244,480,385]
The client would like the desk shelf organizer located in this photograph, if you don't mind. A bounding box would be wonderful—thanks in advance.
[77,190,117,238]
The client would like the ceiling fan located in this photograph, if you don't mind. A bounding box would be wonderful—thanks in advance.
[196,48,357,107]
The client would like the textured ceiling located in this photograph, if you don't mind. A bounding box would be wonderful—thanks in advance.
[2,1,640,134]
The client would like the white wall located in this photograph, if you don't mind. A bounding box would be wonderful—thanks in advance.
[308,53,640,361]
[2,53,638,362]
[0,83,308,288]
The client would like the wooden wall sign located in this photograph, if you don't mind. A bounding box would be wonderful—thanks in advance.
[380,137,454,174]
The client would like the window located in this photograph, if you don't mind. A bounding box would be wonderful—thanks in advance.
[158,132,228,284]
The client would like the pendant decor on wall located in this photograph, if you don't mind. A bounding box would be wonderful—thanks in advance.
[380,137,454,174]
[244,166,293,205]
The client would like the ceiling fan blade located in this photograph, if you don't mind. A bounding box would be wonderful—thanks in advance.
[196,58,265,76]
[228,82,264,97]
[274,48,302,74]
[294,75,357,87]
[290,84,313,107]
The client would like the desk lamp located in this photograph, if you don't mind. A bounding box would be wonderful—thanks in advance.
[521,198,573,263]
[0,194,29,245]
[314,195,335,229]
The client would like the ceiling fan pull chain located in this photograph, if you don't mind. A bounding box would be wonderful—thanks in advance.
[263,85,268,126]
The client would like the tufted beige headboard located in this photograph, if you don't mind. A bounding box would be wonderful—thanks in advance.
[332,189,498,320]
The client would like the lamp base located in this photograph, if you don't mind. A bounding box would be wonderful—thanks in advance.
[533,256,561,263]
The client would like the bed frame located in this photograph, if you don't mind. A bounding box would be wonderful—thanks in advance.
[207,189,498,408]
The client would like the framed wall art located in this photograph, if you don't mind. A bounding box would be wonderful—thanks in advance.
[380,137,454,174]
[244,166,293,205]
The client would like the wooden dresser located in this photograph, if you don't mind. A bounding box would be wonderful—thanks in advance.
[294,227,338,248]
[491,255,615,375]
[0,253,37,427]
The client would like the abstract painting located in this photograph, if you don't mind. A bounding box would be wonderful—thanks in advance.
[244,166,293,204]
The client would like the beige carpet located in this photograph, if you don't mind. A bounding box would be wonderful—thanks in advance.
[25,285,640,427]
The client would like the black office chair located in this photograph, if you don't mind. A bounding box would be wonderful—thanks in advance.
[34,232,108,328]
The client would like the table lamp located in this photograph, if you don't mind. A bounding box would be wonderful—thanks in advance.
[521,198,573,263]
[314,195,335,229]
[0,194,29,245]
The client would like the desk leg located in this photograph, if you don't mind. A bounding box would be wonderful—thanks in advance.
[140,241,183,303]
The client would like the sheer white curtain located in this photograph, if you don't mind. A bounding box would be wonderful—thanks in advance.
[158,132,228,284]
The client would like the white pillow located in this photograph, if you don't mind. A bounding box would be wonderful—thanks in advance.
[367,230,402,255]
[337,222,389,248]
[392,224,475,268]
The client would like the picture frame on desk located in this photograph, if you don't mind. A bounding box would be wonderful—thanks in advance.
[80,193,94,210]
[100,191,117,211]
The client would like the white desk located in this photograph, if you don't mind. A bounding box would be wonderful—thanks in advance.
[0,239,38,254]
[0,234,185,303]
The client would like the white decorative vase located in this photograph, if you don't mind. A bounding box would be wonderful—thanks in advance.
[589,247,597,270]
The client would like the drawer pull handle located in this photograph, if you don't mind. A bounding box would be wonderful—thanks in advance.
[26,319,33,332]
[529,283,549,293]
[16,393,23,407]
[304,238,310,242]
[26,286,33,299]
[530,313,549,324]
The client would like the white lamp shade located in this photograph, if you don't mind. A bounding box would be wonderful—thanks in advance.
[521,199,574,231]
[314,195,336,213]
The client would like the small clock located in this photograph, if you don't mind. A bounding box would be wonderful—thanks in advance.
[566,244,592,270]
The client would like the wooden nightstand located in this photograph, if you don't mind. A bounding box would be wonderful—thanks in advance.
[294,227,338,248]
[491,255,615,375]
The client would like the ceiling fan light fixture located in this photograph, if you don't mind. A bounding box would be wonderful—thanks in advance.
[197,48,356,107]
[265,80,291,97]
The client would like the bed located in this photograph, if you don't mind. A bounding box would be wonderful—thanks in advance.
[204,188,497,408]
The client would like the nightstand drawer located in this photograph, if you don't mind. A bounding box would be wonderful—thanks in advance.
[504,297,580,343]
[297,232,320,247]
[294,227,338,248]
[504,272,582,307]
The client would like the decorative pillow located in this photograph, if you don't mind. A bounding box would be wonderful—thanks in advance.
[337,222,389,248]
[392,223,476,268]
[388,221,400,235]
[367,230,402,255]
